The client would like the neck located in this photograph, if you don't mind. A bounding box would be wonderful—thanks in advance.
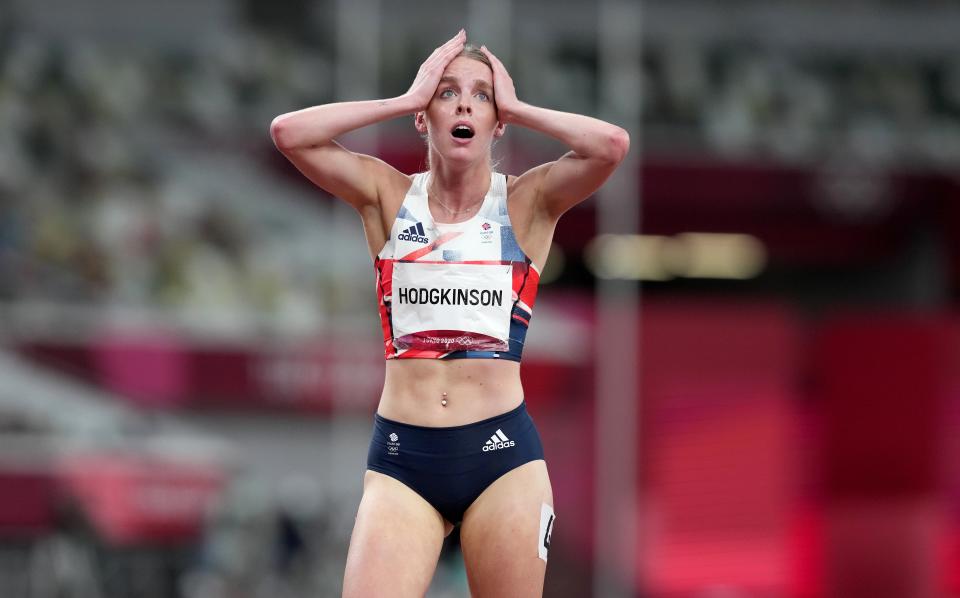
[427,156,492,212]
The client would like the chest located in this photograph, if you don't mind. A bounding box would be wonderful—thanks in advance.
[391,215,521,262]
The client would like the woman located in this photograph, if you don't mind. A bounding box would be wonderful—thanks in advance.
[270,29,628,598]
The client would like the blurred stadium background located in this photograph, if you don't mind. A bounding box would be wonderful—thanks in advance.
[1,0,960,597]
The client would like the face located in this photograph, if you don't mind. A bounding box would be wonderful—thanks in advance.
[416,56,505,165]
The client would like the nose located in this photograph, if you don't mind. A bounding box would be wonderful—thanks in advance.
[456,98,472,115]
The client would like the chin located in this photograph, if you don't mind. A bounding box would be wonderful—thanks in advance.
[437,145,489,165]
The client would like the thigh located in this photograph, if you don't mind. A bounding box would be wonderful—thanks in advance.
[342,470,448,598]
[460,460,555,598]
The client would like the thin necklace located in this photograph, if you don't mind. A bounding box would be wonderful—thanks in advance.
[429,183,484,216]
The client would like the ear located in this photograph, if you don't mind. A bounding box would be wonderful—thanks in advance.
[493,121,507,138]
[415,111,428,135]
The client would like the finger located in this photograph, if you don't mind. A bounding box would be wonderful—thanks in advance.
[487,48,506,71]
[490,55,511,81]
[480,45,503,70]
[442,29,466,49]
[422,52,459,78]
[443,39,466,57]
[433,36,466,63]
[423,45,462,74]
[486,48,506,71]
[434,43,462,64]
[423,46,447,68]
[425,30,464,65]
[436,42,465,67]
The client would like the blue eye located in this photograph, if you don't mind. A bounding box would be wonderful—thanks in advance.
[440,89,456,98]
[477,92,489,101]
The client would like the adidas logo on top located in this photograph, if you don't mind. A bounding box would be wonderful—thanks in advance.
[397,222,429,244]
[482,429,516,452]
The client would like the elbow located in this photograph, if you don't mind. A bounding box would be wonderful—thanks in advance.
[607,127,630,163]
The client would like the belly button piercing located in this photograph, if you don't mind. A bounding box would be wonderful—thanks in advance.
[441,392,448,407]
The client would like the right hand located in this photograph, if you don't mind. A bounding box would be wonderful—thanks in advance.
[405,29,467,111]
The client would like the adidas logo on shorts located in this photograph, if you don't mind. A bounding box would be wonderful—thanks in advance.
[397,222,429,244]
[482,429,516,452]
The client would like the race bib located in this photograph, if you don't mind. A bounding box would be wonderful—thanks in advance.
[391,262,513,352]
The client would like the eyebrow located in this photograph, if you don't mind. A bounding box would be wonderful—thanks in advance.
[439,76,493,91]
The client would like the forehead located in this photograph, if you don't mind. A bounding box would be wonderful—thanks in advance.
[441,56,492,85]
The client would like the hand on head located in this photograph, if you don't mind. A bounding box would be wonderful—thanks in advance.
[407,29,467,111]
[479,45,520,122]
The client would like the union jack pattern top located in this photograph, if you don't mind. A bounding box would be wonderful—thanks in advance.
[375,171,540,361]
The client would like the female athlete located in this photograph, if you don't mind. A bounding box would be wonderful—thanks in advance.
[270,29,628,598]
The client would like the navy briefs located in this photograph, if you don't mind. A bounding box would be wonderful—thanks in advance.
[366,401,545,525]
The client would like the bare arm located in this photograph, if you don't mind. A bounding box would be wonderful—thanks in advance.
[270,97,418,209]
[269,30,467,210]
[271,96,419,152]
[481,46,630,219]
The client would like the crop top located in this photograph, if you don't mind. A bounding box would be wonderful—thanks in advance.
[374,171,540,361]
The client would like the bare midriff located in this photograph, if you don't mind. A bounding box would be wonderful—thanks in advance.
[378,359,524,427]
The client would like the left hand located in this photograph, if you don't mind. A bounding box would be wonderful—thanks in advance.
[480,45,522,122]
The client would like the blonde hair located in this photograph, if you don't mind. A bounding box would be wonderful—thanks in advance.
[459,44,492,69]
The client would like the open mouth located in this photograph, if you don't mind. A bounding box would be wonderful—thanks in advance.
[451,124,475,139]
